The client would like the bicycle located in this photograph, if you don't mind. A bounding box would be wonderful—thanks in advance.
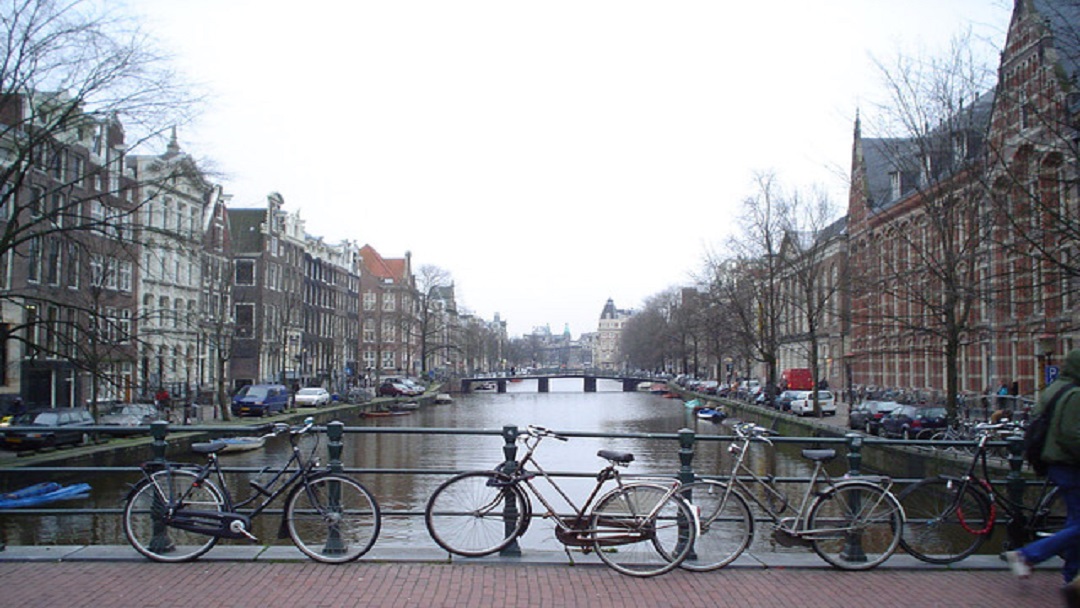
[898,421,1065,564]
[123,417,381,563]
[677,421,904,571]
[423,425,698,577]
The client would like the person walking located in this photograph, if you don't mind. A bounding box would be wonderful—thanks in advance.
[1006,348,1080,606]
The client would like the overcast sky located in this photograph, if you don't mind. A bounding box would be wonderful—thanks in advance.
[129,0,1012,338]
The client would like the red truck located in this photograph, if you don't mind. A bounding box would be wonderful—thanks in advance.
[780,368,814,391]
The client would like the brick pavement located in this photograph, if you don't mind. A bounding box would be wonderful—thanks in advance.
[0,560,1065,608]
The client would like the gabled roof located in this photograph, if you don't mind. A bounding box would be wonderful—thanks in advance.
[1031,0,1080,111]
[359,244,408,282]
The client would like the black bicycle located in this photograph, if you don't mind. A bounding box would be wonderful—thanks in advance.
[899,421,1065,563]
[123,418,381,563]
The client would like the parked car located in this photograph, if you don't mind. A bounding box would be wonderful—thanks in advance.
[378,381,413,397]
[789,390,836,416]
[775,390,801,412]
[100,403,161,434]
[848,400,900,435]
[294,387,331,407]
[1,408,94,450]
[879,405,949,439]
[231,384,290,417]
[382,377,424,396]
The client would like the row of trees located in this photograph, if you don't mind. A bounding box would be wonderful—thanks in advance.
[619,18,1080,420]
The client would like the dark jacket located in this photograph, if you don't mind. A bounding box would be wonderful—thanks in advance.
[1037,348,1080,466]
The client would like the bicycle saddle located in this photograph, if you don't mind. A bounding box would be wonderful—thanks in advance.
[801,449,836,462]
[598,450,634,464]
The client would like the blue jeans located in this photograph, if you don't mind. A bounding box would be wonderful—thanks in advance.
[1020,464,1080,583]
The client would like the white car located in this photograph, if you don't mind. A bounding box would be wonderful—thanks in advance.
[789,390,836,416]
[294,387,331,407]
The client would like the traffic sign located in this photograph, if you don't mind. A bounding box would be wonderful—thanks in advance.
[1047,365,1060,386]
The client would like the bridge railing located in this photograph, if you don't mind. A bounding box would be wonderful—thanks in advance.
[0,422,1035,552]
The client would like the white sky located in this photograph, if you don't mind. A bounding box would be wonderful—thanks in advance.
[127,0,1012,338]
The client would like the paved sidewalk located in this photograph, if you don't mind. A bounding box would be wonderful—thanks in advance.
[0,547,1066,607]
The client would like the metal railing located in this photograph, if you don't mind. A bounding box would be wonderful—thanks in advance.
[0,421,1038,550]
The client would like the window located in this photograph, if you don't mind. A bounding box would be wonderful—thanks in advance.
[363,293,376,311]
[27,237,41,283]
[45,238,60,285]
[382,293,395,311]
[235,303,255,338]
[381,351,395,369]
[235,259,255,286]
[363,319,375,343]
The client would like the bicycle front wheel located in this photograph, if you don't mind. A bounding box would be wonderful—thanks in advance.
[897,478,991,564]
[285,473,381,563]
[425,471,529,557]
[807,481,903,570]
[590,484,697,577]
[678,481,753,571]
[123,469,225,562]
[1032,485,1067,543]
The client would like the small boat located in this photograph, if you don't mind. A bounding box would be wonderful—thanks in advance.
[472,381,497,392]
[218,436,266,453]
[0,482,92,509]
[434,393,453,404]
[388,402,420,412]
[695,407,727,422]
[362,409,412,418]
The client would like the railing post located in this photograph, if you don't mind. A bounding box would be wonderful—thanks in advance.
[150,420,169,463]
[326,420,344,474]
[1005,433,1028,549]
[148,420,172,553]
[845,433,863,476]
[678,428,696,486]
[840,432,867,563]
[499,425,521,556]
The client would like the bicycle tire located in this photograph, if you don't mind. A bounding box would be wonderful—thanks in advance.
[807,481,903,570]
[123,469,225,562]
[1032,485,1067,542]
[678,481,753,572]
[425,471,529,557]
[897,477,992,564]
[285,473,381,563]
[590,484,697,577]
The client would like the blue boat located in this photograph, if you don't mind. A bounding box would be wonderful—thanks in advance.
[696,407,727,422]
[0,482,91,509]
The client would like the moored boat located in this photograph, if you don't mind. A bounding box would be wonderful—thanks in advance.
[388,402,420,412]
[695,407,726,422]
[362,409,412,418]
[434,393,453,404]
[0,482,92,509]
[218,436,266,453]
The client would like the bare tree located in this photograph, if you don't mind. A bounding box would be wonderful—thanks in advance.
[413,264,456,375]
[856,33,995,419]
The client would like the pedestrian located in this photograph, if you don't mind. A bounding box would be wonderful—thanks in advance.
[1006,348,1080,605]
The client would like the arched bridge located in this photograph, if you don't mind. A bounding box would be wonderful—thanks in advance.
[458,373,668,394]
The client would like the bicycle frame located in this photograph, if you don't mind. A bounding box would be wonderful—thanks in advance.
[503,430,686,547]
[710,425,896,538]
[142,422,320,539]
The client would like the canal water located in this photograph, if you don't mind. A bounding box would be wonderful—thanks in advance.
[0,378,835,555]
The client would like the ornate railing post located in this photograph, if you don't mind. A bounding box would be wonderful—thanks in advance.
[1005,433,1028,549]
[678,428,696,486]
[324,420,346,555]
[499,425,522,556]
[148,420,172,553]
[840,433,867,563]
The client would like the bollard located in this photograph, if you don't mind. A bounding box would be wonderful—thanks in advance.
[499,425,522,556]
[1005,434,1028,549]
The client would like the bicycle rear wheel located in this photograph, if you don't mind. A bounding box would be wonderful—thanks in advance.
[807,481,903,570]
[1032,485,1067,542]
[590,484,696,577]
[425,471,529,557]
[678,481,753,571]
[897,478,991,564]
[285,473,381,563]
[123,469,224,562]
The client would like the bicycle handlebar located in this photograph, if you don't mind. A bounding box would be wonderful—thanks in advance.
[973,420,1025,435]
[526,425,568,441]
[261,417,316,440]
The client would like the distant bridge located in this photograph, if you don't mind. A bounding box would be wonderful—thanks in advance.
[457,373,668,394]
